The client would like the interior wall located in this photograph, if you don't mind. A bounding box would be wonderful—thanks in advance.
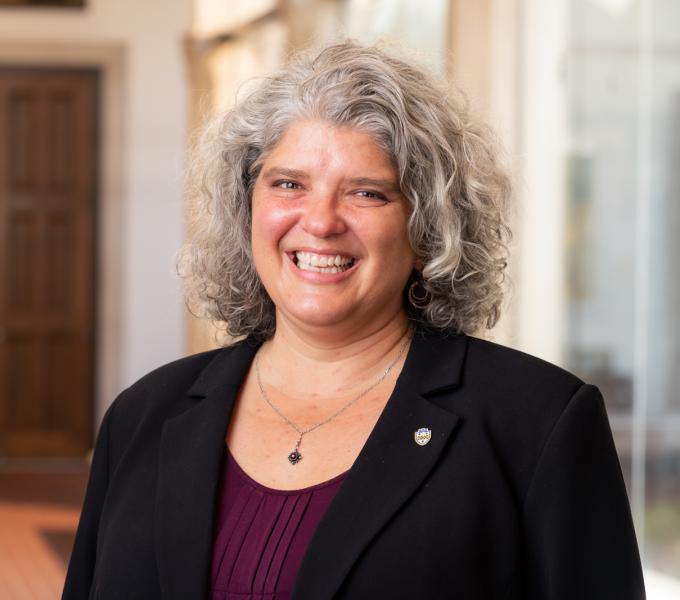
[513,0,568,364]
[448,0,520,348]
[0,0,192,427]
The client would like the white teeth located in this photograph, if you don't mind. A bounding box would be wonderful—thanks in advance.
[297,263,343,273]
[294,251,354,271]
[297,262,346,273]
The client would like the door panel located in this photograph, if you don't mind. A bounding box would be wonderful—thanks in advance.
[0,68,97,456]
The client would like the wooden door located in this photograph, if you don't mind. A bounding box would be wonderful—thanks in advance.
[0,68,98,456]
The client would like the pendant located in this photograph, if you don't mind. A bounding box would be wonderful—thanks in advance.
[288,434,303,465]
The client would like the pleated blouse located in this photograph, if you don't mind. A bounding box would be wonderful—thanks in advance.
[210,447,348,600]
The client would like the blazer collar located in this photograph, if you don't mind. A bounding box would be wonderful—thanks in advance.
[186,324,467,399]
[155,325,468,600]
[186,335,263,396]
[405,324,467,395]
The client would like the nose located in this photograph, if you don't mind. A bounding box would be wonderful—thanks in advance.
[299,193,347,238]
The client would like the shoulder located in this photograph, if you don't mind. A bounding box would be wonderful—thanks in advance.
[412,326,590,434]
[457,335,604,484]
[106,338,252,430]
[414,325,584,397]
[459,335,588,425]
[464,335,584,395]
[122,346,228,396]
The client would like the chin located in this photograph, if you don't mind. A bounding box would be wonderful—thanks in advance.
[282,304,356,329]
[293,312,353,329]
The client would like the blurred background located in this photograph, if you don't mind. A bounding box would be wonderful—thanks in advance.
[0,0,678,597]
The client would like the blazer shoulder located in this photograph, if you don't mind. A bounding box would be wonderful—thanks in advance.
[458,336,604,502]
[460,335,590,445]
[464,335,585,397]
[125,347,224,394]
[109,339,249,426]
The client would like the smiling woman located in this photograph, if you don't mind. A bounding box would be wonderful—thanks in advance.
[251,119,415,335]
[179,41,512,342]
[63,41,645,600]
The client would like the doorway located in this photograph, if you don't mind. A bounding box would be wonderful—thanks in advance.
[0,67,98,457]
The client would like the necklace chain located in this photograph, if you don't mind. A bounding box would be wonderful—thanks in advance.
[254,327,413,464]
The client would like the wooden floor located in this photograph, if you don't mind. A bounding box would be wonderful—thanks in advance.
[0,462,88,600]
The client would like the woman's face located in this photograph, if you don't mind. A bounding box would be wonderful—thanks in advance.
[251,119,416,334]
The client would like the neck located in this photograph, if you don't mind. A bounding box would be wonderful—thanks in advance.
[258,310,413,399]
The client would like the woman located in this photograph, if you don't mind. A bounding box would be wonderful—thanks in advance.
[63,41,645,599]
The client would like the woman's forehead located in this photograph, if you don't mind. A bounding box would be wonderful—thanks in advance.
[262,119,397,176]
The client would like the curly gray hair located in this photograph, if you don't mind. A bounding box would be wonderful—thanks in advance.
[177,40,512,340]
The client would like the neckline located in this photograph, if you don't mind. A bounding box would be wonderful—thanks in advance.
[225,445,350,496]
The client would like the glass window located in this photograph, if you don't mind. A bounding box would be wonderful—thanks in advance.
[563,0,680,585]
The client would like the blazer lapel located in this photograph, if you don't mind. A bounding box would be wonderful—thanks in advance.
[292,328,469,600]
[154,338,262,600]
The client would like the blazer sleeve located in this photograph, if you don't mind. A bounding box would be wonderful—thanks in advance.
[62,396,118,600]
[522,383,646,599]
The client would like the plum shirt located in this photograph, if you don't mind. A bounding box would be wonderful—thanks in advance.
[210,448,348,600]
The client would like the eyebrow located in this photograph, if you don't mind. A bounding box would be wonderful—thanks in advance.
[261,168,400,193]
[347,177,400,193]
[261,167,308,180]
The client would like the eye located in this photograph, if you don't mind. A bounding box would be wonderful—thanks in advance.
[273,180,300,190]
[355,190,386,200]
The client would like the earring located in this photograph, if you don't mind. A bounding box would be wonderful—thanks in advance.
[408,278,430,309]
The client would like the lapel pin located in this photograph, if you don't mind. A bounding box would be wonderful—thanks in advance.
[414,427,432,446]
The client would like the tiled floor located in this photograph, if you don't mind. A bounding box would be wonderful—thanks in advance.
[0,464,88,600]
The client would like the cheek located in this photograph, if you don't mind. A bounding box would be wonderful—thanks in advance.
[251,201,295,274]
[354,218,415,296]
[251,201,298,254]
[359,214,414,263]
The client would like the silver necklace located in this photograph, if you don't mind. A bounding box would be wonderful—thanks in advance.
[254,328,413,465]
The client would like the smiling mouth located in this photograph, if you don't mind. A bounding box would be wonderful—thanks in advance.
[291,250,357,273]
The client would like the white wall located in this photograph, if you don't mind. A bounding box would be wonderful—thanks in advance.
[514,0,569,364]
[0,0,192,424]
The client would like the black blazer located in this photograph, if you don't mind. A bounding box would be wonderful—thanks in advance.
[63,325,645,599]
